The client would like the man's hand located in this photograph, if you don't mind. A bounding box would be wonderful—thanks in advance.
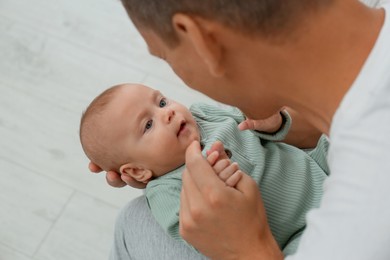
[88,162,146,189]
[179,141,283,260]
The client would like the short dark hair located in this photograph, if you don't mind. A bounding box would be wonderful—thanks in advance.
[121,0,333,46]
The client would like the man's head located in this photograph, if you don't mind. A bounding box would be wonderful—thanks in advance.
[80,83,200,183]
[120,0,336,122]
[121,0,333,47]
[120,0,381,135]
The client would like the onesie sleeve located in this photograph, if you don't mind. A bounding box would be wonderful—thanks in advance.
[190,102,246,123]
[145,181,182,241]
[145,176,198,254]
[190,102,292,141]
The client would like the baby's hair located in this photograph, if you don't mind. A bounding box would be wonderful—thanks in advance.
[80,84,126,172]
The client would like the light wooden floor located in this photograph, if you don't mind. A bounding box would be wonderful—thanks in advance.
[0,0,213,259]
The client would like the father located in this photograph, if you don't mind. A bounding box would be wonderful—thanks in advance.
[97,0,390,259]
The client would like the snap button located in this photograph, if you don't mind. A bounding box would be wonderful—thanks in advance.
[224,149,232,158]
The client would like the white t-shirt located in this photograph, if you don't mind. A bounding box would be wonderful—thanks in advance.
[361,0,390,6]
[287,3,390,260]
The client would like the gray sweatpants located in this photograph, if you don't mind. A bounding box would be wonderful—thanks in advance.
[109,196,208,260]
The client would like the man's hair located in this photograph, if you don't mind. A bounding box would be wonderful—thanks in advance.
[121,0,333,46]
[79,85,125,172]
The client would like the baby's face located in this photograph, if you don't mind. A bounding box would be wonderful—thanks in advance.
[106,84,200,177]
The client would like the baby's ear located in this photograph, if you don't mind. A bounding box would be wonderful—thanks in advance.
[119,163,153,184]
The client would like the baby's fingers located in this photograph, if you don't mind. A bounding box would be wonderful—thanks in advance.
[225,170,243,187]
[206,141,230,160]
[206,150,220,166]
[213,159,231,174]
[218,162,239,182]
[238,120,253,131]
[239,112,283,133]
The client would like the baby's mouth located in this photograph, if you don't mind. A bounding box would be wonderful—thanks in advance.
[177,121,186,136]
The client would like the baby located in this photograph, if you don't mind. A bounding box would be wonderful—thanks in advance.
[80,83,329,255]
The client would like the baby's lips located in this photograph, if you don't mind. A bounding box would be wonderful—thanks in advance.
[177,120,186,136]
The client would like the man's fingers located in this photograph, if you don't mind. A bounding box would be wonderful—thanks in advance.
[179,170,203,241]
[106,171,127,188]
[121,173,147,189]
[180,166,212,239]
[89,162,102,173]
[90,162,146,189]
[185,141,224,191]
[179,183,190,235]
[234,171,259,196]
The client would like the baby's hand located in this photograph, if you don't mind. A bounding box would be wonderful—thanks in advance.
[206,141,242,187]
[238,110,284,133]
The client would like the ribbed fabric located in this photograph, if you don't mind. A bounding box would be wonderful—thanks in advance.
[145,103,328,255]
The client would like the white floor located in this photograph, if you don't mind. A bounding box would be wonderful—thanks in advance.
[0,1,213,259]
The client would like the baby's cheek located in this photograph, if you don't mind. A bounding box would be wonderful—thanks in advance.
[158,144,185,164]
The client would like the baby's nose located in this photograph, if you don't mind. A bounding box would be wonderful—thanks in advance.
[165,109,175,123]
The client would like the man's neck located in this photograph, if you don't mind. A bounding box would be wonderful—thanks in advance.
[223,0,385,135]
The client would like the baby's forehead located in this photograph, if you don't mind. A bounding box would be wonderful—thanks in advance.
[105,87,153,129]
[122,83,160,95]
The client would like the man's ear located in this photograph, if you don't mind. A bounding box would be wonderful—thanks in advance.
[119,163,153,184]
[172,13,225,77]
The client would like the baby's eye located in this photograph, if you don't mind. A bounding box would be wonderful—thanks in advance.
[159,98,167,108]
[145,120,153,131]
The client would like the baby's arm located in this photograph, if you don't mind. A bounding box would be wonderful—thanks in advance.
[206,141,242,187]
[238,107,321,148]
[239,109,292,142]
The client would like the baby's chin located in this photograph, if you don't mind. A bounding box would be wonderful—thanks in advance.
[184,132,201,148]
